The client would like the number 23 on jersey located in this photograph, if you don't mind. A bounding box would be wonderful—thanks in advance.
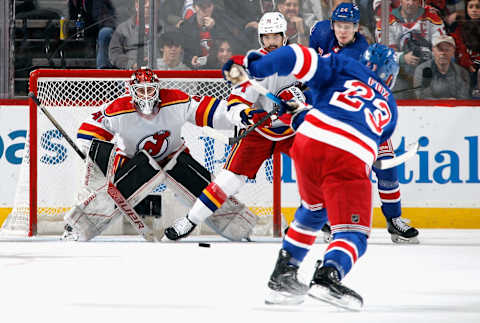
[329,80,392,135]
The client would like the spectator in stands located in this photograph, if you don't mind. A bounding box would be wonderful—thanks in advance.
[375,0,446,99]
[413,34,471,99]
[156,31,189,70]
[179,0,233,68]
[68,0,95,39]
[160,0,187,30]
[204,38,234,69]
[276,0,309,45]
[93,0,133,69]
[302,0,330,28]
[450,0,480,98]
[223,0,276,51]
[109,0,166,69]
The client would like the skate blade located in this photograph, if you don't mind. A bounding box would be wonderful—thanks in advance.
[390,234,420,244]
[308,285,362,312]
[265,288,305,305]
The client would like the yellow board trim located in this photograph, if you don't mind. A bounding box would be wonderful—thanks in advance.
[2,207,480,229]
[281,207,480,229]
[0,208,12,227]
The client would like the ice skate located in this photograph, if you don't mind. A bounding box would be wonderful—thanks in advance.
[265,249,309,305]
[164,216,196,240]
[387,216,419,244]
[60,224,79,241]
[308,260,363,311]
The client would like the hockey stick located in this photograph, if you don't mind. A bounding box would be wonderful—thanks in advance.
[372,142,419,170]
[392,86,422,95]
[228,108,280,145]
[29,92,155,241]
[225,65,290,145]
[29,92,86,160]
[224,68,420,170]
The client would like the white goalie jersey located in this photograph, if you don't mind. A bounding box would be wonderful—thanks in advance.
[77,89,231,162]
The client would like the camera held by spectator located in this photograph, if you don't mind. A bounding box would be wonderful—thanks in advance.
[404,31,433,64]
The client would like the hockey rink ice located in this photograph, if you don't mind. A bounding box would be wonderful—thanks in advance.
[1,229,479,323]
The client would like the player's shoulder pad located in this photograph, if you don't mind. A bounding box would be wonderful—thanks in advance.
[423,6,444,25]
[104,95,136,117]
[159,89,191,108]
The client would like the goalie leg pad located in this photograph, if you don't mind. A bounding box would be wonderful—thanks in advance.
[88,139,116,176]
[68,139,118,240]
[165,151,212,199]
[69,147,166,241]
[205,196,258,241]
[114,150,163,198]
[163,151,211,207]
[64,189,117,241]
[164,152,258,241]
[135,194,162,218]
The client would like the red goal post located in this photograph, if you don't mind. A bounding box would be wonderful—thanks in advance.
[2,69,282,237]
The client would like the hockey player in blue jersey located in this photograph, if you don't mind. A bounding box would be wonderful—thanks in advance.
[310,2,419,244]
[309,2,368,59]
[223,43,399,310]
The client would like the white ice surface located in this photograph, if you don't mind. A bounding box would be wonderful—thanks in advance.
[1,229,479,323]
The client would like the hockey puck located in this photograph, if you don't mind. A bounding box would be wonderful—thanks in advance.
[198,242,211,248]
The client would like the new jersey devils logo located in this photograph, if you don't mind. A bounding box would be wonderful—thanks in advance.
[139,130,171,158]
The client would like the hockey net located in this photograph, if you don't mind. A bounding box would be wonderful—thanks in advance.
[1,69,282,238]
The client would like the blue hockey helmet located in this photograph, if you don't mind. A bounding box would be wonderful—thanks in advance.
[361,43,399,88]
[331,3,361,24]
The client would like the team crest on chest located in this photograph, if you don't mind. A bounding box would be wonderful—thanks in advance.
[138,130,171,158]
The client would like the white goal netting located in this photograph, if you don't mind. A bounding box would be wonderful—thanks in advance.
[1,70,281,238]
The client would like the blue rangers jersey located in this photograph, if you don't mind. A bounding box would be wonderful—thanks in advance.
[309,20,368,60]
[247,43,398,166]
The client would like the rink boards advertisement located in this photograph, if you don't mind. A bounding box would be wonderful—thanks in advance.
[0,102,479,228]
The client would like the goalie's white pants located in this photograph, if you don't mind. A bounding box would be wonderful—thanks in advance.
[187,169,247,224]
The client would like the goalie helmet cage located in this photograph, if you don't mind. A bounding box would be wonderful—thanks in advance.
[5,69,282,237]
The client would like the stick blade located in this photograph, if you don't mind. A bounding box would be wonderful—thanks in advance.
[373,142,419,170]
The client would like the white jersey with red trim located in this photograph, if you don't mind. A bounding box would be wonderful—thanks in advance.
[375,6,445,58]
[77,89,230,162]
[227,48,300,141]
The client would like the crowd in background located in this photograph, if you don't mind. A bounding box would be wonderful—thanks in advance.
[17,0,480,99]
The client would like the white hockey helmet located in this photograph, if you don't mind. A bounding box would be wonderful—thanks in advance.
[258,12,288,47]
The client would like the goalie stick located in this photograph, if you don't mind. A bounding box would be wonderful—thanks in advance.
[224,67,419,170]
[29,92,155,241]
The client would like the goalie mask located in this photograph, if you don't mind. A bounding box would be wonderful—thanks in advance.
[129,68,161,115]
[258,12,288,49]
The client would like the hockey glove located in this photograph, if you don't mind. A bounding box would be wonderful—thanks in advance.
[222,55,246,82]
[277,86,306,115]
[239,108,272,128]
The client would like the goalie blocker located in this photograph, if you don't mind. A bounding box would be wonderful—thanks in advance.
[66,139,257,241]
